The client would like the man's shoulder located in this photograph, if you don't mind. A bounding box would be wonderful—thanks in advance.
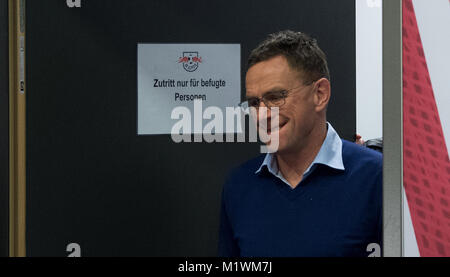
[341,139,382,173]
[222,154,266,193]
[226,154,266,180]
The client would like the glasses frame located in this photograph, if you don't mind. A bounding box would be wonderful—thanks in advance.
[239,80,318,111]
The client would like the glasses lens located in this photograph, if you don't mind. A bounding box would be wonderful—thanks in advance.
[247,98,260,108]
[264,92,285,107]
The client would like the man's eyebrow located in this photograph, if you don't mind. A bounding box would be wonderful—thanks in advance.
[264,88,286,94]
[246,86,286,97]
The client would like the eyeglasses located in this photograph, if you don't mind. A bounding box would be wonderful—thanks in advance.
[239,81,315,111]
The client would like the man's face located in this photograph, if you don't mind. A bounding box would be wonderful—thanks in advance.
[245,55,318,154]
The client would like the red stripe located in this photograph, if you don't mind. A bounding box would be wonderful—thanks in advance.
[403,0,450,257]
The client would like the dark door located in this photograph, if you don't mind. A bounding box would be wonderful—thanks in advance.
[25,0,356,256]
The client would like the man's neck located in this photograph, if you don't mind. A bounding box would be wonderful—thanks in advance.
[276,121,328,189]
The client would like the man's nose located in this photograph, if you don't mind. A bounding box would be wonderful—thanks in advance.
[258,100,269,109]
[257,103,271,121]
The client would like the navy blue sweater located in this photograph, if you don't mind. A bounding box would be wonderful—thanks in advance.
[218,140,382,257]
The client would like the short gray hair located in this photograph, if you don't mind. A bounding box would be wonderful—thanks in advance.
[248,30,330,84]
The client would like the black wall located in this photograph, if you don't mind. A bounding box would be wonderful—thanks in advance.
[25,0,356,256]
[0,0,9,258]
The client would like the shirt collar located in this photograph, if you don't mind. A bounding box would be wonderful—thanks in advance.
[255,122,345,176]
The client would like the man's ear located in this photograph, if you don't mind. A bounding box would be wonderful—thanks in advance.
[313,78,331,112]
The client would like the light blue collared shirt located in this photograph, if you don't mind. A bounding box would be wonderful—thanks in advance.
[255,122,345,189]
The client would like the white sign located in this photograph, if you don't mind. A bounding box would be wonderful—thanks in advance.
[138,44,241,135]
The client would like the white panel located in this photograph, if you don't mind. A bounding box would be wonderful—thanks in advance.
[403,189,421,257]
[403,0,450,257]
[356,0,383,140]
[413,0,450,153]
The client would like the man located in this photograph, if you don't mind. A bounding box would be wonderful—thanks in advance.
[218,30,382,257]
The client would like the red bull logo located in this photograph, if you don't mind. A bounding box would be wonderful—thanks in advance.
[192,56,202,63]
[178,52,202,72]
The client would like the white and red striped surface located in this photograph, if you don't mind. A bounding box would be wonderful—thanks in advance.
[403,0,450,257]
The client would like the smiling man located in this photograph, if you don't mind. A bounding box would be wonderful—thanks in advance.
[218,30,382,257]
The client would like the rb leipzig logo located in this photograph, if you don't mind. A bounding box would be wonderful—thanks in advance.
[178,52,202,72]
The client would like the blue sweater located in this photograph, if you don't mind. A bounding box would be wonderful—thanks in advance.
[218,140,382,257]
